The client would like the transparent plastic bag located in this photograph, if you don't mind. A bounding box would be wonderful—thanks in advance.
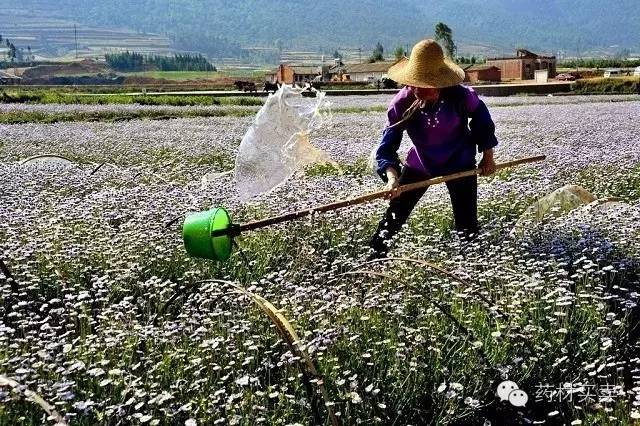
[233,84,331,200]
[511,184,596,236]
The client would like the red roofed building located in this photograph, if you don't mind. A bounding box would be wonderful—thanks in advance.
[486,49,556,80]
[463,64,501,83]
[266,64,321,84]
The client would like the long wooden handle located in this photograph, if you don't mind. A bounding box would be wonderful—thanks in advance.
[239,155,546,233]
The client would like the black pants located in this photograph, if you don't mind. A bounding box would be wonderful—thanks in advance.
[369,166,478,256]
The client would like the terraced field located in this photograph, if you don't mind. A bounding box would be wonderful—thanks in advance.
[0,9,174,59]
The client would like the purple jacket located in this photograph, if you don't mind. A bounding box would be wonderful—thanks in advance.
[375,85,498,181]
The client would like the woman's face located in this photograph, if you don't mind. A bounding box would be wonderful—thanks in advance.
[410,86,440,103]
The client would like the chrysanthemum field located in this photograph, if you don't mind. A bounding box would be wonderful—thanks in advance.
[1,94,640,425]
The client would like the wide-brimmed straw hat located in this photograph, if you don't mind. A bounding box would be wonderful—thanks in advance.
[388,39,465,88]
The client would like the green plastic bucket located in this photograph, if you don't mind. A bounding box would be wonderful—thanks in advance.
[183,208,233,261]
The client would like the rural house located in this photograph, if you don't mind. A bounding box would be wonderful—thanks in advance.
[266,64,321,84]
[463,64,501,83]
[326,59,349,81]
[344,61,396,82]
[486,49,556,80]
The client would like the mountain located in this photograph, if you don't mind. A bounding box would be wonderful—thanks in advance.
[406,0,640,54]
[2,0,639,61]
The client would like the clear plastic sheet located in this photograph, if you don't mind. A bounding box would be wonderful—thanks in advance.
[233,84,331,201]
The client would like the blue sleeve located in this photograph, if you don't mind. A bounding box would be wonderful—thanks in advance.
[375,126,403,182]
[468,98,498,153]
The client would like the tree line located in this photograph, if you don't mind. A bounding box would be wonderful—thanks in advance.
[559,58,640,69]
[0,34,35,64]
[359,23,484,65]
[104,52,216,72]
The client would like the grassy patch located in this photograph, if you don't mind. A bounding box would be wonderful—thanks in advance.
[573,163,640,200]
[191,150,236,169]
[572,77,640,94]
[124,70,268,80]
[304,158,371,178]
[332,105,387,114]
[0,104,389,124]
[484,165,540,183]
[0,90,264,107]
[409,202,454,235]
[0,108,259,125]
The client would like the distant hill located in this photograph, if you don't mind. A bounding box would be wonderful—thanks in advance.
[0,8,175,61]
[2,0,639,61]
[405,0,640,55]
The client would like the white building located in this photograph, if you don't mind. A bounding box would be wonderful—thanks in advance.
[345,61,396,82]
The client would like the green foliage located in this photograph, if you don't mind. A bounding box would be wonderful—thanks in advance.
[0,34,34,64]
[393,46,406,60]
[3,37,17,62]
[573,164,640,201]
[0,90,262,107]
[105,51,215,72]
[572,77,640,94]
[104,51,143,71]
[0,107,258,125]
[560,58,640,69]
[304,158,371,178]
[369,42,384,63]
[457,56,482,64]
[332,105,387,114]
[0,89,393,124]
[434,22,456,58]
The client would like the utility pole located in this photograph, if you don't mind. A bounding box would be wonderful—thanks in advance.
[358,47,361,64]
[74,24,78,59]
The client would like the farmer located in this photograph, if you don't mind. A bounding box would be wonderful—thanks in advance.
[369,39,498,258]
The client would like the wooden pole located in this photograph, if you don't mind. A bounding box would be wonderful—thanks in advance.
[238,155,545,233]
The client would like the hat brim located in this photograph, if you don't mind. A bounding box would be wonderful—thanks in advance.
[388,57,465,89]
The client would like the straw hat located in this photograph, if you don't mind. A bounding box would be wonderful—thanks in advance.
[388,39,465,88]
